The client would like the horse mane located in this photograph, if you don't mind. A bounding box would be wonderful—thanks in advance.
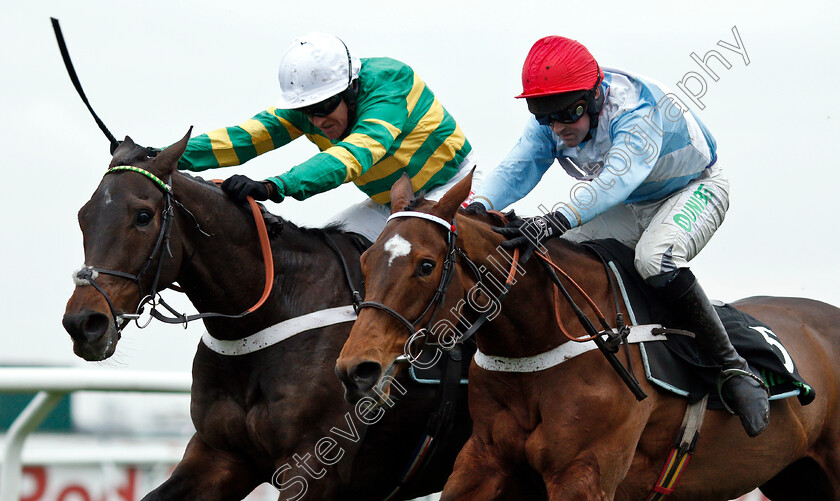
[295,221,372,251]
[402,192,511,228]
[460,208,512,228]
[110,141,160,168]
[176,170,370,250]
[403,192,428,211]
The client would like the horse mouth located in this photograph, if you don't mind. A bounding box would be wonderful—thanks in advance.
[373,360,401,404]
[72,334,118,361]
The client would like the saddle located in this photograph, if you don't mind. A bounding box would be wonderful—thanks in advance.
[581,239,815,409]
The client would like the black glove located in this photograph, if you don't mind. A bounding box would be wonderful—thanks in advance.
[461,201,488,216]
[221,174,273,202]
[493,212,570,263]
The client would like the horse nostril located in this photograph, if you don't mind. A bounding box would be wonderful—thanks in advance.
[82,313,110,341]
[63,311,110,344]
[350,362,383,390]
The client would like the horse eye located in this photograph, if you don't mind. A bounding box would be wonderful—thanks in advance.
[417,260,436,277]
[135,209,154,227]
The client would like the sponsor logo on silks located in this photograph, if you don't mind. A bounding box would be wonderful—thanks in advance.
[672,184,715,233]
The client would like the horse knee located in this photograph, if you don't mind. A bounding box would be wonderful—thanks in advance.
[544,456,607,501]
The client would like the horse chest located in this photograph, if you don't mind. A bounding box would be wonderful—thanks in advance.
[194,396,289,455]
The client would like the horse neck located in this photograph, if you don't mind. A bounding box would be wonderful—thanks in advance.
[459,217,617,358]
[170,172,363,337]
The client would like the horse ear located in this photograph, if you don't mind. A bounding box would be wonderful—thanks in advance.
[153,127,193,176]
[390,173,415,214]
[108,136,136,166]
[433,168,474,220]
[117,136,136,152]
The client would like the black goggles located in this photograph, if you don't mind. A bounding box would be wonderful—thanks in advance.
[300,93,343,117]
[535,100,588,126]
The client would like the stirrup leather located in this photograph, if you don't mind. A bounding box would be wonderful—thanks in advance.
[715,367,770,415]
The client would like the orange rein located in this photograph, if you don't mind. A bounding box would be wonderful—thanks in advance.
[213,180,274,314]
[487,209,602,343]
[537,251,606,343]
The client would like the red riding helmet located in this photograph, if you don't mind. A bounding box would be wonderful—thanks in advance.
[516,36,603,99]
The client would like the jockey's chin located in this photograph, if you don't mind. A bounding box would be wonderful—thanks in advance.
[308,100,351,141]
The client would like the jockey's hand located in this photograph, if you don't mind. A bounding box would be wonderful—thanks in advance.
[492,212,570,263]
[461,201,488,216]
[221,175,278,203]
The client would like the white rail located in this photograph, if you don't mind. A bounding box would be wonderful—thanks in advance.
[0,368,191,501]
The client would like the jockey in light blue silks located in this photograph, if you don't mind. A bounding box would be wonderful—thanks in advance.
[470,36,770,437]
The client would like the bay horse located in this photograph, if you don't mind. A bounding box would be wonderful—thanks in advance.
[62,130,472,500]
[335,172,840,500]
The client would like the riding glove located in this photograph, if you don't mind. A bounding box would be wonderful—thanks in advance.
[221,174,278,203]
[494,212,571,263]
[461,201,488,216]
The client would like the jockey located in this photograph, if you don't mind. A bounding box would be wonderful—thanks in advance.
[472,36,770,437]
[178,32,477,242]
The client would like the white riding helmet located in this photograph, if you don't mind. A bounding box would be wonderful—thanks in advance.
[276,32,362,109]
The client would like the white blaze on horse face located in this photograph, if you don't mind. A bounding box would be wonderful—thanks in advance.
[384,234,411,266]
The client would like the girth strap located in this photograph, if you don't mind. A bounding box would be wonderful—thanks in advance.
[473,324,672,372]
[646,395,709,500]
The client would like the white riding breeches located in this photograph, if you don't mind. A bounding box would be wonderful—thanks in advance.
[562,163,730,280]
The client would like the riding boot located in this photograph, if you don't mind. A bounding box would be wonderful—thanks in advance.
[647,269,770,437]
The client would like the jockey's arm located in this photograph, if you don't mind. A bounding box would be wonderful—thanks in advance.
[555,105,663,228]
[175,106,405,203]
[473,117,556,211]
[266,108,405,201]
[177,108,305,172]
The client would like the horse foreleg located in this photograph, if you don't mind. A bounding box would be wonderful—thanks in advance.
[440,437,533,501]
[141,434,263,501]
[543,456,609,501]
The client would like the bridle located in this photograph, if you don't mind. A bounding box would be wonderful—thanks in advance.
[54,17,279,334]
[74,166,275,332]
[74,166,177,331]
[356,211,516,359]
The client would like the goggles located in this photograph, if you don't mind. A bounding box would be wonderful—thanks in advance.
[300,93,343,117]
[535,100,588,126]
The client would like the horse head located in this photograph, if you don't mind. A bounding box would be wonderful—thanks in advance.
[62,129,191,361]
[335,172,496,403]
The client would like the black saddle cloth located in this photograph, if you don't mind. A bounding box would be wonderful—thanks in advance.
[581,239,815,409]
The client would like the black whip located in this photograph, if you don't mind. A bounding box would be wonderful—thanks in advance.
[50,17,120,152]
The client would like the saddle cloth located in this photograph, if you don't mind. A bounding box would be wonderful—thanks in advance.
[582,239,815,409]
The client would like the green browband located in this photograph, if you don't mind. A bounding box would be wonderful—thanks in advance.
[105,166,173,193]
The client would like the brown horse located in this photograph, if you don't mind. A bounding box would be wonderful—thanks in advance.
[335,172,840,500]
[62,131,472,500]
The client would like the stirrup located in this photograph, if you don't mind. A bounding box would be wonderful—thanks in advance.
[715,367,770,415]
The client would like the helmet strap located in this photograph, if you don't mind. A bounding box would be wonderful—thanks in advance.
[337,96,358,141]
[584,77,606,130]
[342,78,360,105]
